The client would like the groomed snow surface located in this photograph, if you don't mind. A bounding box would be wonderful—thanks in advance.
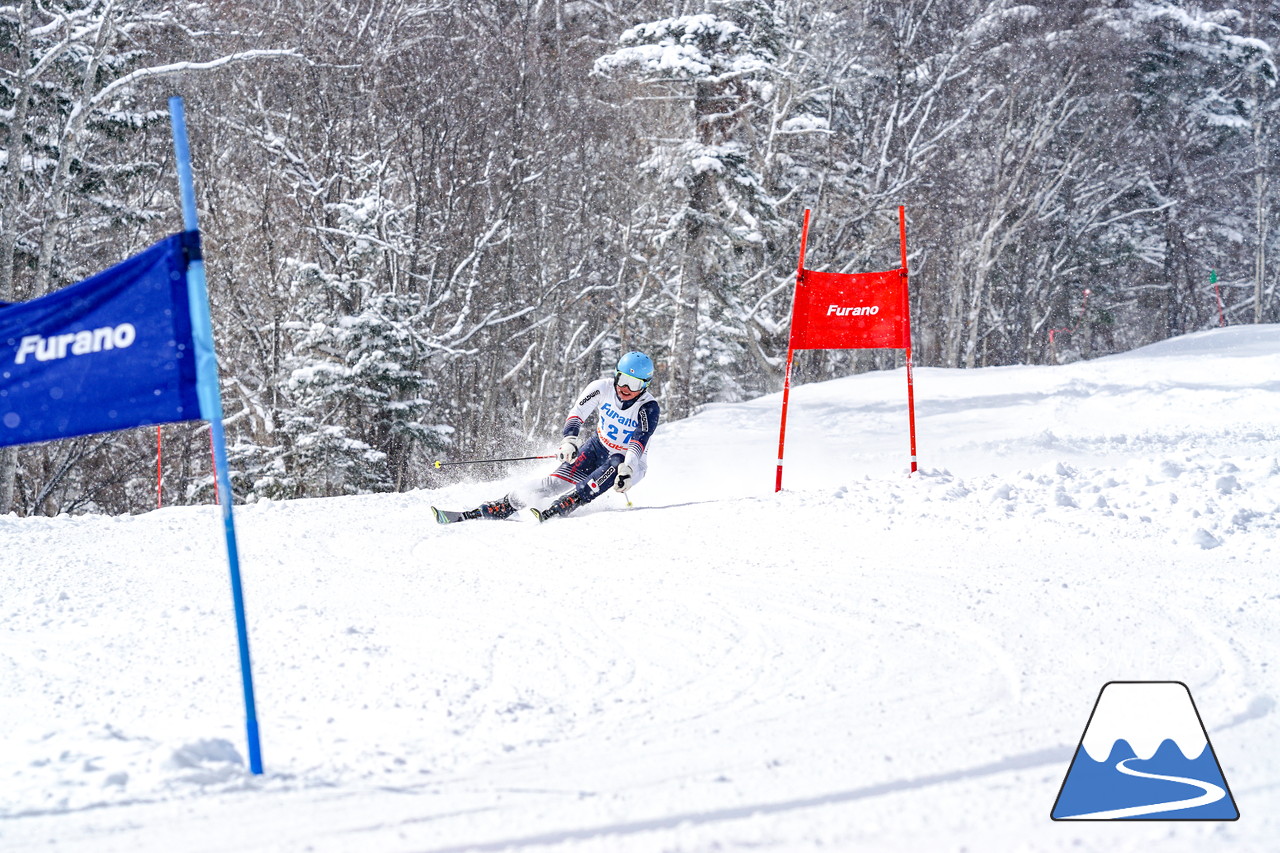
[3,325,1279,852]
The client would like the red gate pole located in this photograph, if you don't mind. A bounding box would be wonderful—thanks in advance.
[899,206,918,474]
[776,208,811,492]
[775,348,797,492]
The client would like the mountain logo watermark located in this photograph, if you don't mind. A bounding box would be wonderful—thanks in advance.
[1051,681,1239,821]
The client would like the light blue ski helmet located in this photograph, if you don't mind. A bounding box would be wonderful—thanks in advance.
[616,351,654,390]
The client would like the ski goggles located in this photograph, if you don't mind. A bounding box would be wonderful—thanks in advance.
[615,371,650,392]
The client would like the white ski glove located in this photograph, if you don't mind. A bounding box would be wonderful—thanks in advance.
[613,463,634,493]
[557,434,582,462]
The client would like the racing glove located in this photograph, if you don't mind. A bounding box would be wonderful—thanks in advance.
[613,463,634,493]
[557,434,582,462]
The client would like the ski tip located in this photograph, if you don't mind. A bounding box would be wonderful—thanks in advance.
[529,507,546,523]
[431,506,451,525]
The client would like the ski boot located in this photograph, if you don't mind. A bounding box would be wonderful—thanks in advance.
[530,492,581,523]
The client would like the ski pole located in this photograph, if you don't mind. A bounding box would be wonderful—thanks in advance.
[433,455,555,469]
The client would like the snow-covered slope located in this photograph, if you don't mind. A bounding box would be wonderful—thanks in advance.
[3,326,1279,852]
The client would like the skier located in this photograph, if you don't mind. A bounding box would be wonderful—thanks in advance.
[432,351,660,523]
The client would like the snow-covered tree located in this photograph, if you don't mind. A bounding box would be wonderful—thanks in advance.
[1114,0,1274,338]
[0,0,295,514]
[7,0,1280,513]
[595,2,790,416]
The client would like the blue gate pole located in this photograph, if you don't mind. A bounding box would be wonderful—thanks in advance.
[169,96,264,775]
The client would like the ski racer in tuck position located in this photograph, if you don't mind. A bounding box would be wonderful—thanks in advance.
[432,351,660,523]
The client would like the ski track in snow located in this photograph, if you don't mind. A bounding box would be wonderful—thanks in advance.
[1,325,1279,851]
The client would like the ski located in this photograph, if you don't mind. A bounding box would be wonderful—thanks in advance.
[436,496,588,525]
[432,506,467,524]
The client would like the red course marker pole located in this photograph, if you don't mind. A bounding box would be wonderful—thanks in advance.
[776,208,811,492]
[899,206,917,474]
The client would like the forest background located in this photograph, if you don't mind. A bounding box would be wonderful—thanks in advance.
[1,0,1277,516]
